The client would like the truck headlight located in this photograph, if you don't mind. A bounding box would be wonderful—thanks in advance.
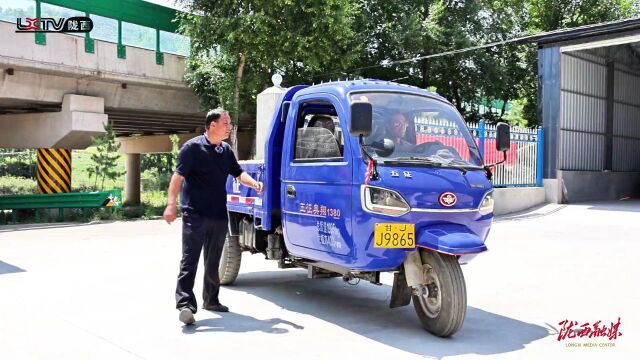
[361,186,410,216]
[479,191,494,216]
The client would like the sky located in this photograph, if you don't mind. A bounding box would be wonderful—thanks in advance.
[143,0,188,11]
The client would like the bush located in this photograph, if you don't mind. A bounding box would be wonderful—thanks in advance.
[0,150,37,178]
[141,171,172,192]
[0,176,37,195]
[140,190,171,219]
[90,208,124,221]
[0,160,36,178]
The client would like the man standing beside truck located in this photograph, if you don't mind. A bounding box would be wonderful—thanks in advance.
[163,108,263,326]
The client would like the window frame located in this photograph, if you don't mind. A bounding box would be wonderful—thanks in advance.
[291,100,346,164]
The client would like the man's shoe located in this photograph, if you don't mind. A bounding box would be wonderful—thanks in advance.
[203,303,229,312]
[179,308,195,325]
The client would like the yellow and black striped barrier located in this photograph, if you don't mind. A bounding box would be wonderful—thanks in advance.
[37,148,72,194]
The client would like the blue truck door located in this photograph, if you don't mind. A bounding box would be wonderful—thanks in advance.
[281,95,353,258]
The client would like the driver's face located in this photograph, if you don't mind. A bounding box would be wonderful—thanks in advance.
[388,113,407,138]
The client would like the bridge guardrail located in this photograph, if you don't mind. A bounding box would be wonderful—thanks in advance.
[0,189,122,223]
[0,0,189,61]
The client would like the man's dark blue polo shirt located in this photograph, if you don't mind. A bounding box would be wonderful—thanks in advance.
[175,135,243,219]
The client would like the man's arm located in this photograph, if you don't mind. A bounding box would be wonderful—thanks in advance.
[163,172,184,224]
[237,172,263,194]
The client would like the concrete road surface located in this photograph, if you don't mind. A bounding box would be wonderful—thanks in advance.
[1,200,638,359]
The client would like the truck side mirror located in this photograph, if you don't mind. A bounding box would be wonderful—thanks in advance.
[349,101,372,137]
[496,122,510,152]
[370,139,395,157]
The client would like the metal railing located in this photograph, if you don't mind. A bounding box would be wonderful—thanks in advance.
[0,189,122,222]
[468,120,543,187]
[0,0,188,63]
[415,118,544,187]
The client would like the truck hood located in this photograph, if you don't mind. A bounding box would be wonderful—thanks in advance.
[366,165,491,210]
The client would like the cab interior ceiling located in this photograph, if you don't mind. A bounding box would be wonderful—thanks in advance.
[302,102,337,116]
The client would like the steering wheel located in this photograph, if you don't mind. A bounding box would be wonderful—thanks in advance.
[414,141,443,154]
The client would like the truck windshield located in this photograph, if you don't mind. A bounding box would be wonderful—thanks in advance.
[350,92,483,167]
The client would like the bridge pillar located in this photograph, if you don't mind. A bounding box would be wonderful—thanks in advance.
[125,153,141,206]
[36,148,71,193]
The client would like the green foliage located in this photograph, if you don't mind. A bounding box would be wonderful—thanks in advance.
[183,52,239,112]
[179,0,639,128]
[140,135,179,191]
[352,0,637,126]
[0,176,37,195]
[528,0,637,31]
[0,150,36,178]
[177,0,361,117]
[502,98,530,127]
[141,190,171,219]
[121,191,172,219]
[141,153,173,187]
[518,0,639,125]
[88,123,125,191]
[170,134,179,159]
[72,147,125,191]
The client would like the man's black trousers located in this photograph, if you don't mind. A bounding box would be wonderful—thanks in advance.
[175,213,228,313]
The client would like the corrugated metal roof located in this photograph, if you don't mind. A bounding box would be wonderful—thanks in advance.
[526,18,640,46]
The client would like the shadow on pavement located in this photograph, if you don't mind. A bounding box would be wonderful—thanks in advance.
[229,270,549,359]
[182,312,304,334]
[0,221,118,233]
[0,260,25,275]
[583,200,640,213]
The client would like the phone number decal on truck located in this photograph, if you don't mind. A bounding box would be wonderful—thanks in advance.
[299,202,341,218]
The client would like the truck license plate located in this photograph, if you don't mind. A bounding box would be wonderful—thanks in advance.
[374,223,415,248]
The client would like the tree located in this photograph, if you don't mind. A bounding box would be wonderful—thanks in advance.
[353,0,531,123]
[0,149,36,178]
[177,0,361,151]
[88,123,125,191]
[354,0,638,126]
[141,135,180,191]
[519,0,638,125]
[178,0,639,130]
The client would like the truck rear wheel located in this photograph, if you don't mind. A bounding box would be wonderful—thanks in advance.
[412,250,467,337]
[219,234,242,285]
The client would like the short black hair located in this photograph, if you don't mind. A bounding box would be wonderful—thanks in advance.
[205,108,226,129]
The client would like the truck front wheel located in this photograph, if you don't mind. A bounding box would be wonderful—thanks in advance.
[412,250,467,337]
[219,234,242,285]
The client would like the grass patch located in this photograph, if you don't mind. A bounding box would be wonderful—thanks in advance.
[140,190,172,219]
[72,147,125,191]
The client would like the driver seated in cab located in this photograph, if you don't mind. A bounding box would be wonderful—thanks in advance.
[384,112,414,152]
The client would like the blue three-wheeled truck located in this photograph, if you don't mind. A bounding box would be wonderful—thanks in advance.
[221,80,510,337]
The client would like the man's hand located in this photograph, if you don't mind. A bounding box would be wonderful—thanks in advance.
[164,204,178,224]
[164,173,184,224]
[254,181,264,194]
[238,172,264,194]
